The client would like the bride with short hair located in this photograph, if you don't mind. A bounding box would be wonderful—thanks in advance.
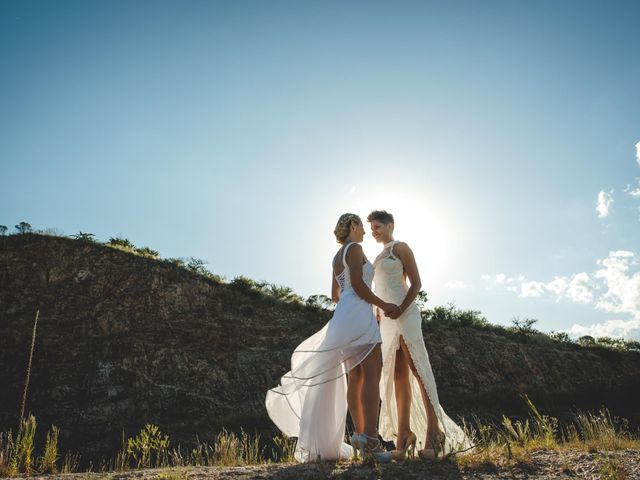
[368,210,473,460]
[266,213,395,462]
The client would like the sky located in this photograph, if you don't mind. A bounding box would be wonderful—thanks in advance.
[1,0,639,339]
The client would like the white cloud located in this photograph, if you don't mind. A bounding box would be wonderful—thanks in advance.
[596,190,614,218]
[546,276,569,296]
[540,273,594,303]
[480,274,491,281]
[565,318,640,341]
[495,273,506,284]
[626,142,640,196]
[594,251,640,319]
[445,280,468,289]
[519,281,545,297]
[497,251,639,339]
[626,178,640,198]
[565,272,594,304]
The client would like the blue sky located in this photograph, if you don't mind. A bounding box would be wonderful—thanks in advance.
[1,1,639,339]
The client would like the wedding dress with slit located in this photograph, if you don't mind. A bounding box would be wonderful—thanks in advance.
[265,242,382,462]
[374,240,472,455]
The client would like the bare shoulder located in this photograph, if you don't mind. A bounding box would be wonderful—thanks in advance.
[393,241,413,254]
[347,242,363,253]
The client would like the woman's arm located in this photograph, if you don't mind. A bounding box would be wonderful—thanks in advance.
[394,242,422,313]
[346,244,396,312]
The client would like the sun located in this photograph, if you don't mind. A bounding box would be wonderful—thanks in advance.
[349,189,450,282]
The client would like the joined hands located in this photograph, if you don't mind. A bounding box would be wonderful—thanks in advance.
[380,302,403,320]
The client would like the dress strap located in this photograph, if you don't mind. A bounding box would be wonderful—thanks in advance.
[387,240,398,258]
[342,242,355,268]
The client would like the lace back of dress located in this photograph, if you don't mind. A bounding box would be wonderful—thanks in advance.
[335,243,354,292]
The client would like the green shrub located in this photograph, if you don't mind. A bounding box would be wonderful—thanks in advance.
[267,284,303,303]
[424,303,489,329]
[306,294,334,311]
[186,257,209,276]
[107,237,135,249]
[549,331,572,344]
[231,276,258,290]
[136,247,160,259]
[72,232,96,242]
[510,317,539,334]
[14,222,32,234]
[165,257,186,268]
[593,336,634,352]
[415,290,429,310]
[578,335,596,347]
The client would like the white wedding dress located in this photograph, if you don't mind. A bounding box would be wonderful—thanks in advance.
[374,240,472,455]
[265,242,382,462]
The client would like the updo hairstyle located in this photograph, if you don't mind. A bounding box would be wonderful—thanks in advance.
[334,213,362,244]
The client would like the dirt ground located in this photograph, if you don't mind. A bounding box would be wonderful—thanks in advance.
[16,448,640,480]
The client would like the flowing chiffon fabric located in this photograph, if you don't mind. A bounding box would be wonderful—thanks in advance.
[374,241,473,455]
[265,242,381,462]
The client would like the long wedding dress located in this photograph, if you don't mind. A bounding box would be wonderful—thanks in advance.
[374,240,472,455]
[265,242,382,462]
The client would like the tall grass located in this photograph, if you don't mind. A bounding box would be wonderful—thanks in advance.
[1,403,638,477]
[0,310,42,477]
[563,407,638,451]
[18,310,39,427]
[39,425,59,473]
[12,415,36,475]
[0,431,14,477]
[126,424,170,469]
[271,435,297,463]
[112,425,288,472]
[456,395,640,469]
[0,419,299,476]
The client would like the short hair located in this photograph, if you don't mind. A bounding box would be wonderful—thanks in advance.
[367,210,394,225]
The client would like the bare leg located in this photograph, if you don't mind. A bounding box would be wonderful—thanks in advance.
[347,365,365,433]
[394,340,412,449]
[398,336,439,448]
[359,343,382,438]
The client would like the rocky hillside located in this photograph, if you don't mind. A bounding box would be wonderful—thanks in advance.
[1,234,639,460]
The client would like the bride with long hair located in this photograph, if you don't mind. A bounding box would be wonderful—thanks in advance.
[265,213,395,462]
[368,210,473,460]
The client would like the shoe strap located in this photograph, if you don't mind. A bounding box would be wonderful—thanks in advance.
[364,435,385,452]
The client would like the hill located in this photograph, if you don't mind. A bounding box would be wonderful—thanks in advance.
[1,233,639,461]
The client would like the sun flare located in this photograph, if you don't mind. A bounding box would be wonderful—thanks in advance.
[348,188,450,283]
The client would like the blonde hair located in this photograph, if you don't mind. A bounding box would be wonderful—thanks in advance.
[334,213,361,244]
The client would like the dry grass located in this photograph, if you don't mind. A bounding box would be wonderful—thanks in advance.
[39,425,60,473]
[1,395,638,476]
[454,396,640,470]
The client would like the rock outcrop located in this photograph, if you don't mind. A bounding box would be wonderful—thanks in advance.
[1,234,639,460]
